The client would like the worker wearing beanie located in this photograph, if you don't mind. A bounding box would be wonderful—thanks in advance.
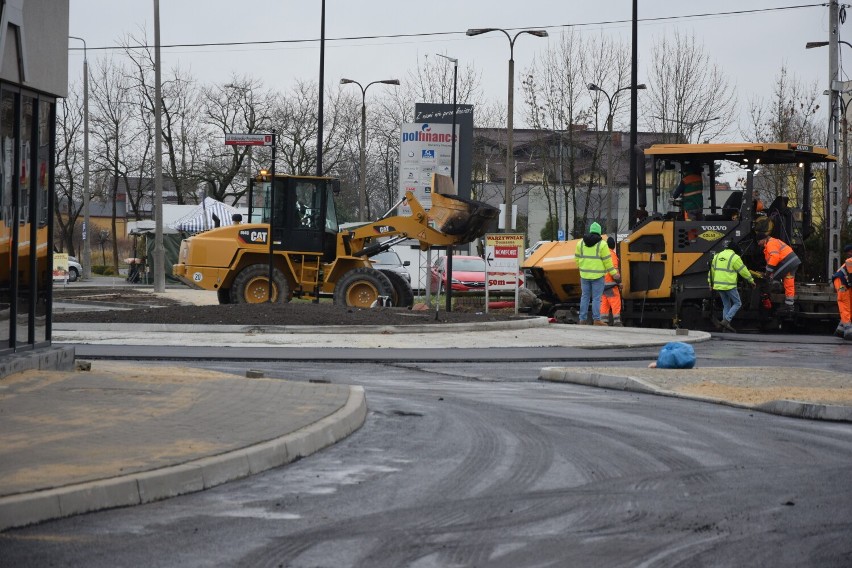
[832,243,852,339]
[599,236,623,326]
[575,221,619,325]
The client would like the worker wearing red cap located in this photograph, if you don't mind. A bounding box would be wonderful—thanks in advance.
[599,236,623,326]
[833,243,852,339]
[757,234,801,310]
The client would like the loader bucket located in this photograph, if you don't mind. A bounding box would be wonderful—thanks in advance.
[428,193,499,243]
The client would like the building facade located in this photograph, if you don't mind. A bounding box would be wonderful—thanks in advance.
[0,0,69,353]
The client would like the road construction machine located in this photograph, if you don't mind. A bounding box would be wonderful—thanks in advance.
[523,142,840,332]
[172,174,498,308]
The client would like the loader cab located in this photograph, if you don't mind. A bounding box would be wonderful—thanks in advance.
[249,175,340,258]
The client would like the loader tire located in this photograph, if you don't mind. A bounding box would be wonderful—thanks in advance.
[230,264,291,304]
[217,288,231,305]
[380,269,415,308]
[333,267,395,308]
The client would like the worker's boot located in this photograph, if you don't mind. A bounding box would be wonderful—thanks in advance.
[594,320,608,326]
[845,326,852,341]
[835,323,849,338]
[721,319,737,333]
[612,315,623,327]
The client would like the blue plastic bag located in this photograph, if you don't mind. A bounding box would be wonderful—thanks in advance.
[655,341,696,369]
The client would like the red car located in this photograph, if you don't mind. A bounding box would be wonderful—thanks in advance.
[429,255,523,294]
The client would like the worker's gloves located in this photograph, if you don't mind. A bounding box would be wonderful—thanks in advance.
[612,273,621,283]
[841,286,848,293]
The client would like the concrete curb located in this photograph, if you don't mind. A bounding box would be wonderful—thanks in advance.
[54,316,551,335]
[538,368,852,423]
[0,385,367,532]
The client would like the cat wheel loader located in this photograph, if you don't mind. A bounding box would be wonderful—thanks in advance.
[523,142,840,332]
[172,174,498,308]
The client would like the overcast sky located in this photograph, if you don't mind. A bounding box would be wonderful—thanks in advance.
[68,1,837,138]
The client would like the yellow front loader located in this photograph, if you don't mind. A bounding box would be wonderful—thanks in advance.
[173,174,498,308]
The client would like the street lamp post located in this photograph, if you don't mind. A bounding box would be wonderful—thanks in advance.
[69,36,91,280]
[588,83,646,234]
[340,78,400,222]
[152,0,165,292]
[436,53,458,312]
[467,27,548,232]
[807,33,849,276]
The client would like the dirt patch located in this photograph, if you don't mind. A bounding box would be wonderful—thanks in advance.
[53,288,528,326]
[674,382,852,407]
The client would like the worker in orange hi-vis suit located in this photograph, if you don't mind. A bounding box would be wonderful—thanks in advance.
[832,244,852,339]
[757,234,801,310]
[599,236,623,326]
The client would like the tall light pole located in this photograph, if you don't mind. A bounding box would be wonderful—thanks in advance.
[467,27,548,232]
[436,53,458,312]
[340,78,400,222]
[152,0,165,292]
[69,36,91,280]
[807,27,848,276]
[588,82,646,234]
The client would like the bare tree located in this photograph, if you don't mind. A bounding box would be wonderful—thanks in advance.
[583,33,631,232]
[54,90,84,255]
[89,55,142,271]
[645,30,736,143]
[522,30,598,236]
[123,34,202,205]
[199,75,275,204]
[744,66,823,221]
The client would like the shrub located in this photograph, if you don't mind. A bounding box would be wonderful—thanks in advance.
[92,265,117,276]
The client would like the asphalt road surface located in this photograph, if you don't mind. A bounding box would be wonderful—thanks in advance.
[2,341,852,567]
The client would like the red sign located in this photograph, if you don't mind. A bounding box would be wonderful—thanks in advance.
[494,246,518,259]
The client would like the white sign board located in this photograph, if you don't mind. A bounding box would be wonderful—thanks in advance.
[484,233,525,314]
[225,133,274,146]
[484,233,524,273]
[398,122,459,214]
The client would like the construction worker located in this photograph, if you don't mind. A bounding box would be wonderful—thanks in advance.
[599,236,623,326]
[671,162,704,220]
[709,242,755,333]
[575,222,619,325]
[757,234,801,310]
[832,243,852,339]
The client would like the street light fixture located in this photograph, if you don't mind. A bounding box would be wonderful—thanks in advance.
[467,27,548,232]
[340,78,400,222]
[69,36,91,280]
[588,83,646,233]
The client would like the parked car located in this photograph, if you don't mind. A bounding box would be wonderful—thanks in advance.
[429,255,524,294]
[66,256,82,282]
[370,249,411,283]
